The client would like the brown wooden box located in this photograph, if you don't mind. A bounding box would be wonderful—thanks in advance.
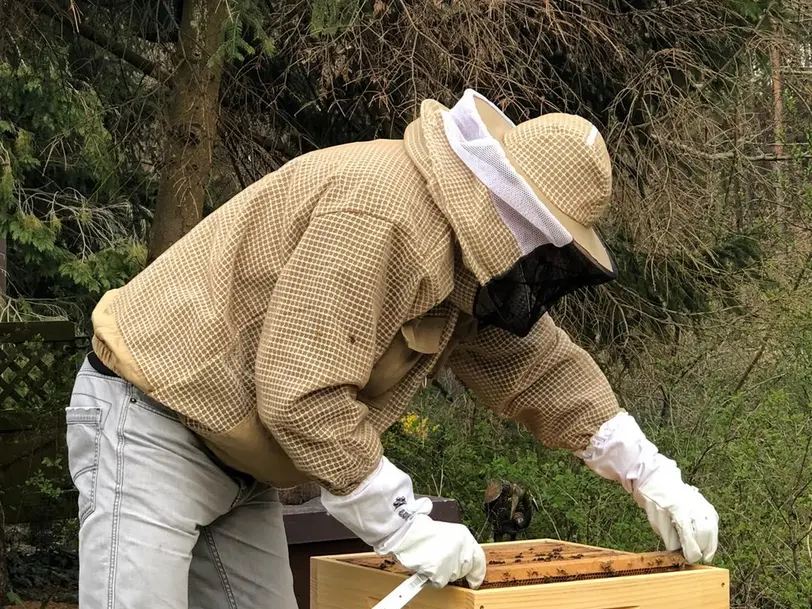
[310,539,730,609]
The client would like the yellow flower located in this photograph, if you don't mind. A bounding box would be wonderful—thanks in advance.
[400,412,433,441]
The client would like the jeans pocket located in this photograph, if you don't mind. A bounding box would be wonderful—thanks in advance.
[66,399,104,525]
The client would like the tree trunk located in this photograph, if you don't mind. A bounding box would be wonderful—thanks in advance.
[769,30,785,224]
[147,0,227,264]
[144,0,321,508]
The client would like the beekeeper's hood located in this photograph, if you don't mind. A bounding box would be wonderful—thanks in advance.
[404,89,618,337]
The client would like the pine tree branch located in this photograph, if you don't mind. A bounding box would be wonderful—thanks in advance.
[32,3,298,163]
[30,0,172,83]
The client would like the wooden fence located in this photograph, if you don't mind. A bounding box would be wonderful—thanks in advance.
[0,321,88,525]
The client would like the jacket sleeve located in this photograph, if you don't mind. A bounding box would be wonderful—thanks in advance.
[447,313,621,452]
[255,210,425,496]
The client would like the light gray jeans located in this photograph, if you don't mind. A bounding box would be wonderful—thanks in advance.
[65,358,298,609]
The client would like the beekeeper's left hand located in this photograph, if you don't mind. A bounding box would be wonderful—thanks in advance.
[632,459,718,563]
[577,412,718,564]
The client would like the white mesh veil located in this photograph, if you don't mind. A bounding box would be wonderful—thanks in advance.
[441,89,573,255]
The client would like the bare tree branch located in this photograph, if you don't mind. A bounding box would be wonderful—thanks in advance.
[652,134,812,162]
[30,0,172,83]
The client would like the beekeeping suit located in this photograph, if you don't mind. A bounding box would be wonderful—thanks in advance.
[75,89,717,608]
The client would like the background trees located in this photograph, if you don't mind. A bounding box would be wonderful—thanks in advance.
[1,0,811,606]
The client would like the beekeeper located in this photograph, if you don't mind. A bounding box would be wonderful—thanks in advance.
[67,89,718,609]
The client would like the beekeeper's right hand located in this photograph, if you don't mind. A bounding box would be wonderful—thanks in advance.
[383,512,486,588]
[320,456,486,589]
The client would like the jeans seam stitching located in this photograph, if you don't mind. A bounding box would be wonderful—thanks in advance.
[68,393,114,409]
[227,477,251,511]
[107,395,129,609]
[203,526,239,609]
[126,388,180,422]
[80,418,101,525]
[132,402,179,422]
[73,408,102,527]
[77,371,130,386]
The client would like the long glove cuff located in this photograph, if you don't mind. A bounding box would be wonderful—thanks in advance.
[577,412,719,564]
[320,456,433,554]
[576,411,683,497]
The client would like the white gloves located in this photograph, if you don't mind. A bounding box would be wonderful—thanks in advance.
[320,456,486,589]
[578,412,718,564]
[383,513,486,588]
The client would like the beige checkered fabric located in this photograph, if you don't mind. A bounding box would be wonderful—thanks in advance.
[503,114,612,226]
[448,312,620,451]
[91,96,619,496]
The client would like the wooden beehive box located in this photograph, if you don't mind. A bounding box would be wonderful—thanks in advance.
[310,539,730,609]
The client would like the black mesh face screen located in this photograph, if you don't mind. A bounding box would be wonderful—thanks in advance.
[472,242,617,337]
